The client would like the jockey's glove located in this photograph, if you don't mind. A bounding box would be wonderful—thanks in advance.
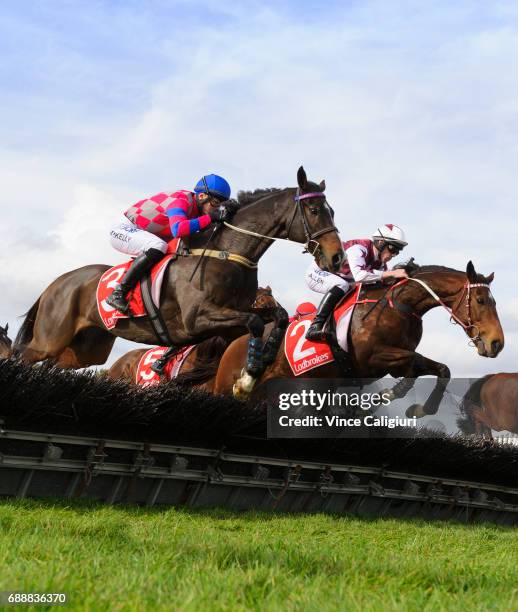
[221,198,240,217]
[209,209,224,223]
[209,199,240,224]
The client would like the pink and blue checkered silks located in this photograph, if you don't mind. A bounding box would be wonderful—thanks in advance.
[124,190,212,239]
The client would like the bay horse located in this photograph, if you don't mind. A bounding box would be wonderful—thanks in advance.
[212,262,504,417]
[0,323,11,359]
[14,167,343,369]
[458,374,518,437]
[107,286,282,389]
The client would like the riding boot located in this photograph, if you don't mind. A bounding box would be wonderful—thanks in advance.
[106,248,164,314]
[305,286,347,342]
[151,345,180,376]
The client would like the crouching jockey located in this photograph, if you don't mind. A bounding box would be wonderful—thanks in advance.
[304,224,409,342]
[106,173,237,374]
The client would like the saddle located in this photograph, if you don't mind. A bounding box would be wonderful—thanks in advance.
[284,285,362,376]
[96,255,174,344]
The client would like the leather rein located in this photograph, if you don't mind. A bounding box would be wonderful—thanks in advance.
[361,277,491,345]
[194,188,338,269]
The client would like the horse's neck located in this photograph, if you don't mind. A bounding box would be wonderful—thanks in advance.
[213,189,294,261]
[408,273,466,315]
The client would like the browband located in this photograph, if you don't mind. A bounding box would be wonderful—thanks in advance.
[294,192,326,201]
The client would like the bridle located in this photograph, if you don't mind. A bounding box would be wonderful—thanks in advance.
[386,277,492,346]
[447,280,492,345]
[287,189,339,256]
[222,188,339,258]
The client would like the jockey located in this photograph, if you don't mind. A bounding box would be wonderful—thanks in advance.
[304,224,409,342]
[106,174,235,314]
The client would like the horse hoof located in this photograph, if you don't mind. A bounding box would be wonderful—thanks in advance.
[233,369,256,400]
[406,404,426,419]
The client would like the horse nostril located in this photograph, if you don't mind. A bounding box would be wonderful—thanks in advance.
[332,253,342,270]
[491,340,502,354]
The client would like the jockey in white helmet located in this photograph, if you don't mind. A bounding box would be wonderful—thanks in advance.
[305,224,409,342]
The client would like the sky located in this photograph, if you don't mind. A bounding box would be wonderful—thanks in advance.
[0,0,517,376]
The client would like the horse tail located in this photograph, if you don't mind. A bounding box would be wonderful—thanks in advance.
[13,297,41,352]
[456,375,492,433]
[174,336,228,387]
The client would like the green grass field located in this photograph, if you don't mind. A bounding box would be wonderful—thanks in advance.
[0,499,516,611]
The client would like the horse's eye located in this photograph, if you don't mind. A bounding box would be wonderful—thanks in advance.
[309,207,319,215]
[477,297,485,305]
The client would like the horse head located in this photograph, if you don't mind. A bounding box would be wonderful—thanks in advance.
[289,166,344,273]
[461,261,504,358]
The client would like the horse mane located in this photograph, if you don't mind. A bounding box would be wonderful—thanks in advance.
[237,188,284,206]
[410,265,463,276]
[410,264,490,283]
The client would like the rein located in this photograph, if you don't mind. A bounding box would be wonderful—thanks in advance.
[361,277,490,345]
[223,189,338,259]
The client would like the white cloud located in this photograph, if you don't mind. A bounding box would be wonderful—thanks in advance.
[1,1,517,374]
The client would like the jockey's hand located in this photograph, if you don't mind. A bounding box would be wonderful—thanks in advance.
[209,199,240,224]
[383,269,409,281]
[209,209,224,223]
[221,198,240,220]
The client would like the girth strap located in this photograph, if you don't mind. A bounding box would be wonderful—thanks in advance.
[189,248,257,269]
[141,274,174,346]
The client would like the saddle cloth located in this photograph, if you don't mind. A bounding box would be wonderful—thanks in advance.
[135,345,195,387]
[96,255,174,330]
[284,284,362,376]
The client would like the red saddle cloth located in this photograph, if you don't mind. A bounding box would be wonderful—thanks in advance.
[135,345,195,387]
[284,285,361,376]
[96,255,174,330]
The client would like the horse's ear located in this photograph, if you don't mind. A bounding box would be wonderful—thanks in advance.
[466,261,478,282]
[485,272,494,284]
[319,179,326,191]
[297,166,308,190]
[4,323,7,333]
[266,285,271,292]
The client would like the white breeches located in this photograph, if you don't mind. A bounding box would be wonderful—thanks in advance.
[305,261,350,294]
[109,215,168,256]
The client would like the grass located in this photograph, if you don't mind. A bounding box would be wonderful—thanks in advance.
[0,499,516,611]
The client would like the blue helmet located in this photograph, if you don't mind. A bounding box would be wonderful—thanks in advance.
[194,174,231,201]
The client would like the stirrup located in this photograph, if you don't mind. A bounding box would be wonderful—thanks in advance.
[151,357,168,375]
[305,322,329,343]
[151,347,179,375]
[106,290,130,314]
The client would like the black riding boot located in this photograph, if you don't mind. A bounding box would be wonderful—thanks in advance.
[305,286,347,342]
[150,346,180,376]
[106,248,164,314]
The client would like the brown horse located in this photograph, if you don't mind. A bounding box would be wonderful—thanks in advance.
[108,286,282,389]
[458,374,518,437]
[0,323,11,359]
[14,167,343,369]
[107,337,228,392]
[213,262,504,417]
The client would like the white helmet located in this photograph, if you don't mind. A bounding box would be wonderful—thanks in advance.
[372,224,408,248]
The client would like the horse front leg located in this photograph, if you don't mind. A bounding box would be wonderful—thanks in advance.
[368,347,451,419]
[408,354,451,418]
[182,305,268,399]
[233,313,268,400]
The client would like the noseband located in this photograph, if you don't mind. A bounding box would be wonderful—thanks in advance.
[221,188,339,260]
[449,281,492,346]
[366,278,492,348]
[287,189,339,256]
